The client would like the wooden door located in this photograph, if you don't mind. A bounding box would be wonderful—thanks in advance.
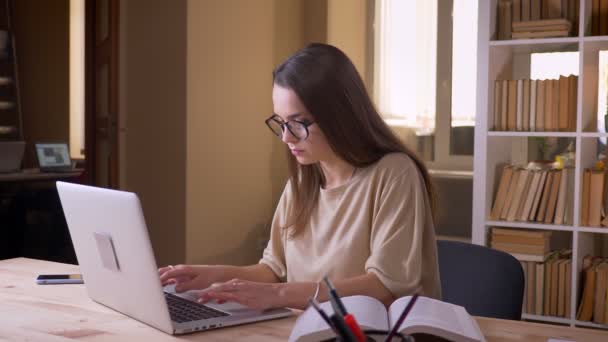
[85,0,118,188]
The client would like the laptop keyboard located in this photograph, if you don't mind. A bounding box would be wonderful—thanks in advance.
[164,292,229,323]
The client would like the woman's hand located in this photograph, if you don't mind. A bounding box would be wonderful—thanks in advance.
[158,264,219,293]
[197,279,284,311]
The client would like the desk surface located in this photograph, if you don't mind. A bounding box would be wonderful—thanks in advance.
[2,258,608,342]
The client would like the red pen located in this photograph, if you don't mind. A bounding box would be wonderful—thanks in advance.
[343,314,366,342]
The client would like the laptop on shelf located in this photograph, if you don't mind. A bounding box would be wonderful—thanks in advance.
[55,182,292,335]
[35,143,74,172]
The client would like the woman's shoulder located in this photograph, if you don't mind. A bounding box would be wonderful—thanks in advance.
[369,152,419,177]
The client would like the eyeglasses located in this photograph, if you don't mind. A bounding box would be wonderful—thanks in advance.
[265,114,316,141]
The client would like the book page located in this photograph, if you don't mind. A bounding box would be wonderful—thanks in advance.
[288,296,388,342]
[388,296,484,342]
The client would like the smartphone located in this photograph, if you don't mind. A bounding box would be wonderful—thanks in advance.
[36,274,84,285]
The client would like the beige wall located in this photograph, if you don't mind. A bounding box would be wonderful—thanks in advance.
[326,0,370,84]
[186,0,298,265]
[14,0,69,167]
[120,0,187,266]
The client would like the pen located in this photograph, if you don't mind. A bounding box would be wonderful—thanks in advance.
[323,276,365,342]
[385,294,419,342]
[343,313,367,342]
[323,276,347,316]
[309,298,340,336]
[329,313,358,342]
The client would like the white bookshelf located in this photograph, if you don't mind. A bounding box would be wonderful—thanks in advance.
[474,0,608,329]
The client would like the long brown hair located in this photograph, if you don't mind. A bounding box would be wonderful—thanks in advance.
[273,43,437,236]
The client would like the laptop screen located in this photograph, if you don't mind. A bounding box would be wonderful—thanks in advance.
[35,143,71,169]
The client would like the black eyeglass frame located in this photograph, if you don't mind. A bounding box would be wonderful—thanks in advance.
[264,114,316,141]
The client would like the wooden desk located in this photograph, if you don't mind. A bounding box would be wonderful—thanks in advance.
[2,258,608,342]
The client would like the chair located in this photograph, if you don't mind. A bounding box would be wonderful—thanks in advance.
[436,240,525,320]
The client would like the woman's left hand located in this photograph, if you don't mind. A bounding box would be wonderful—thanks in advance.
[197,278,284,311]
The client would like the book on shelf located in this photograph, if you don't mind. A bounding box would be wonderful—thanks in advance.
[531,0,541,20]
[523,79,530,131]
[497,0,512,40]
[544,0,562,19]
[507,80,517,131]
[593,262,608,324]
[536,170,554,222]
[507,169,531,221]
[536,79,546,131]
[513,0,521,22]
[530,79,537,131]
[490,165,514,220]
[543,168,561,223]
[492,77,576,132]
[601,0,608,36]
[494,80,502,131]
[521,0,530,21]
[593,0,600,36]
[511,18,571,32]
[576,255,608,323]
[288,295,485,342]
[587,170,605,227]
[581,169,591,226]
[511,30,569,39]
[544,79,554,131]
[516,79,523,131]
[535,262,545,315]
[526,261,536,314]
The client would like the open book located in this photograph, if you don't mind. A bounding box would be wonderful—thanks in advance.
[289,295,485,342]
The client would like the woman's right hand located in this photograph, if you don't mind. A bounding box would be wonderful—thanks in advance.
[158,265,219,293]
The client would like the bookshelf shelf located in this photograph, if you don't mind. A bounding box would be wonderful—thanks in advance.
[490,37,580,47]
[488,131,577,137]
[580,132,608,138]
[582,36,608,43]
[577,227,608,234]
[575,320,608,329]
[475,0,608,330]
[522,313,572,325]
[486,221,575,232]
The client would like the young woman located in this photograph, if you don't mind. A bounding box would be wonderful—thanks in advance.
[159,43,441,310]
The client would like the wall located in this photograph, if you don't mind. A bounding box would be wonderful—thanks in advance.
[185,0,300,265]
[14,0,69,167]
[326,0,370,84]
[119,0,187,266]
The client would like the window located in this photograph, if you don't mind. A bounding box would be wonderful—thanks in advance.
[373,0,477,170]
[69,0,85,160]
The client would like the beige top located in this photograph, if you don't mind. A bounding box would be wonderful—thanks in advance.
[259,153,441,299]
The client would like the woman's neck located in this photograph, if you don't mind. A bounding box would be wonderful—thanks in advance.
[320,158,356,190]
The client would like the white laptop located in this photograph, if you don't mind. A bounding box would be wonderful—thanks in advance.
[56,181,292,335]
[0,141,25,173]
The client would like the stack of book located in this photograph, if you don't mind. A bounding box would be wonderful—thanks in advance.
[577,255,608,323]
[512,19,572,39]
[496,0,578,40]
[493,76,577,132]
[490,227,552,261]
[580,169,608,228]
[490,165,574,225]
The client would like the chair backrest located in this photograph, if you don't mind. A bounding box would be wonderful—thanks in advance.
[437,240,525,320]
